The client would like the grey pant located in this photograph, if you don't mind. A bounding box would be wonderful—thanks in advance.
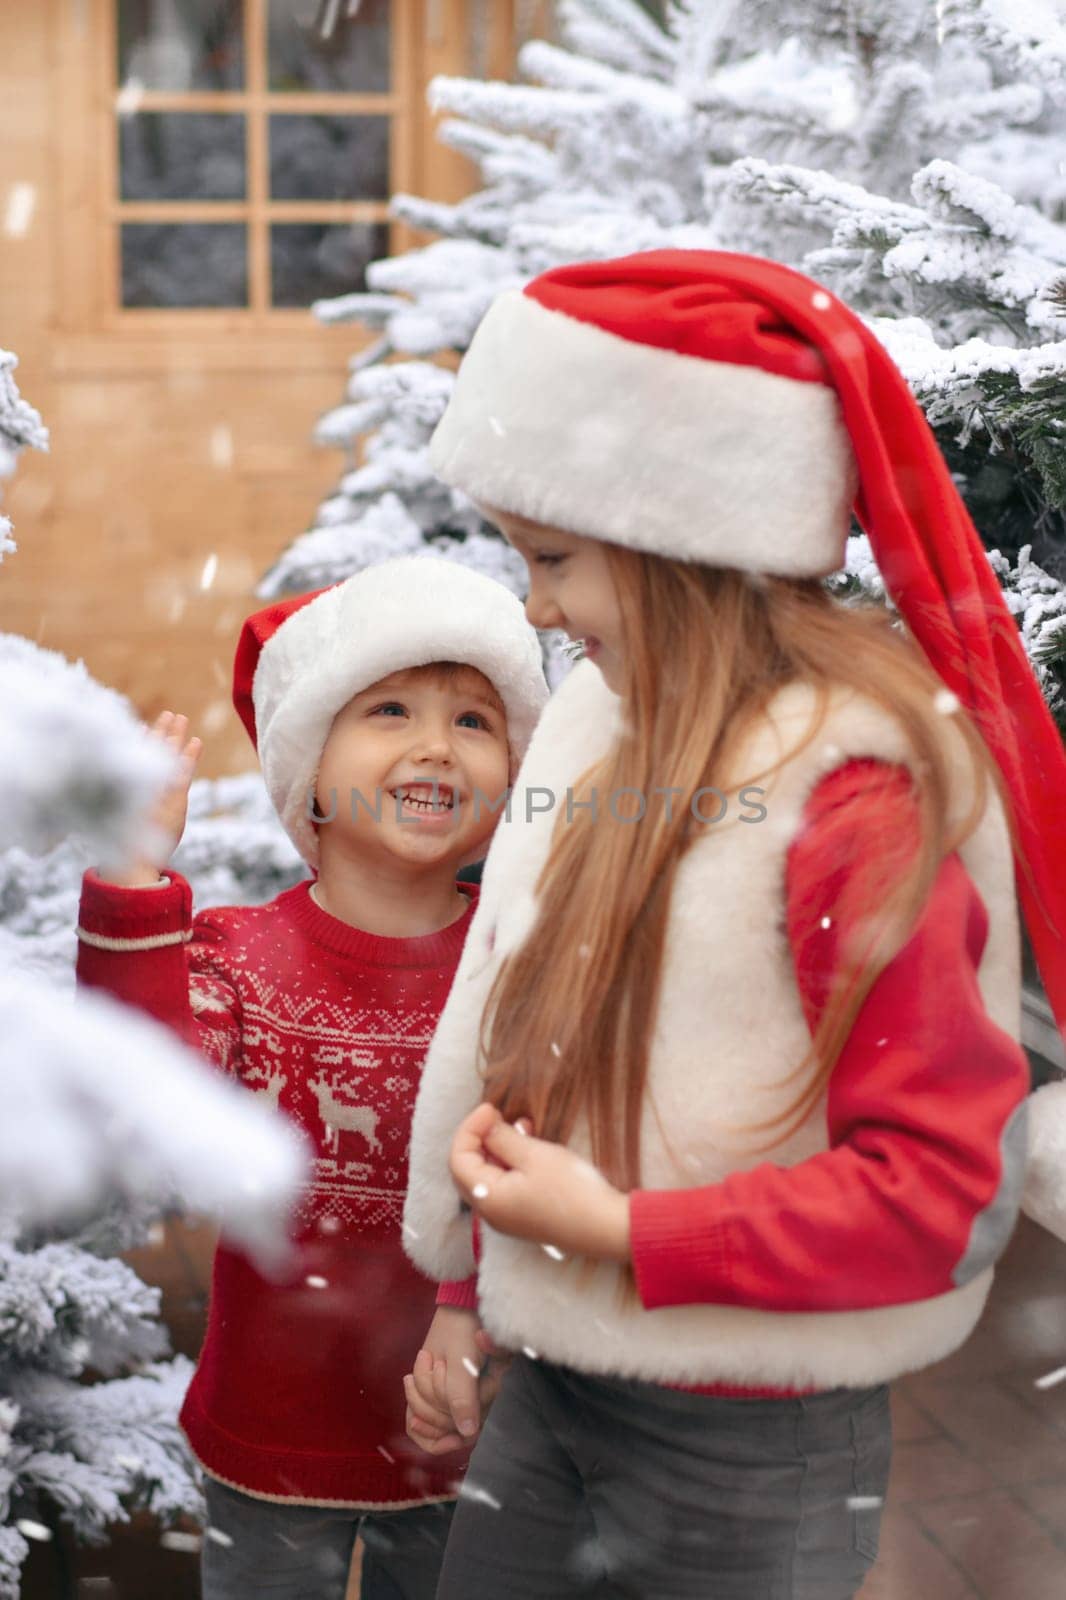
[200,1475,455,1600]
[436,1354,891,1600]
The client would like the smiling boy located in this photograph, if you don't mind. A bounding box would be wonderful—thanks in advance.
[311,662,510,935]
[74,558,547,1600]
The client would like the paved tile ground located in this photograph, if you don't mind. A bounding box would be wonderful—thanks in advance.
[19,1213,1066,1597]
[859,1214,1066,1598]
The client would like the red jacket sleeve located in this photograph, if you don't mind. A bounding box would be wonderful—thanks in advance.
[436,1276,479,1310]
[436,1218,481,1308]
[75,867,243,1077]
[629,758,1030,1313]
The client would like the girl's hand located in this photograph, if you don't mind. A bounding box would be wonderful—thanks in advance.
[449,1103,632,1263]
[403,1307,512,1454]
[97,711,203,887]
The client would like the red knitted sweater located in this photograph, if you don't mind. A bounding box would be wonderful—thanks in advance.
[76,869,478,1508]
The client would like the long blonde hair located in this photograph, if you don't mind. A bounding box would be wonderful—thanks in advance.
[478,540,1015,1191]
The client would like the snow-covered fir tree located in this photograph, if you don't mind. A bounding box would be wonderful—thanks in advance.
[0,352,306,1597]
[0,350,47,566]
[262,0,1066,728]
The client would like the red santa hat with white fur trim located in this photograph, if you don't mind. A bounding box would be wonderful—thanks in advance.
[430,248,1066,1227]
[232,556,549,872]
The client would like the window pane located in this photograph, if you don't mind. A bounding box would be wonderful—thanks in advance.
[119,113,246,201]
[270,221,388,305]
[267,0,390,93]
[117,1,244,91]
[269,115,388,201]
[121,223,247,307]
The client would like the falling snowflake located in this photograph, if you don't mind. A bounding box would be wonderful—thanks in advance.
[160,1531,202,1553]
[459,1479,502,1510]
[15,1520,51,1542]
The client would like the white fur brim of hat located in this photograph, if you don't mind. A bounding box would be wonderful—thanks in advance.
[252,556,549,870]
[429,289,859,578]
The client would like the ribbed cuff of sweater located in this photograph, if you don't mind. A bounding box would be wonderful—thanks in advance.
[78,867,192,945]
[629,1187,735,1310]
[435,1276,479,1311]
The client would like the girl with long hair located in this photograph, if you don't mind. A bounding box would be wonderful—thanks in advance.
[399,252,1066,1598]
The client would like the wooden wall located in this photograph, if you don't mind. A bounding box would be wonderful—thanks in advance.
[0,0,538,778]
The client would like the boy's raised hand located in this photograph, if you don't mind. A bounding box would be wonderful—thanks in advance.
[97,710,203,887]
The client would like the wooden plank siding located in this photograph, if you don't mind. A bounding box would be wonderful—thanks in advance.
[0,0,536,777]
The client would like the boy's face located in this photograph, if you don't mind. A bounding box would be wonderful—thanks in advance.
[313,663,511,869]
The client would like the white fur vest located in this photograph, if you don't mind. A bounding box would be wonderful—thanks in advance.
[404,660,1023,1389]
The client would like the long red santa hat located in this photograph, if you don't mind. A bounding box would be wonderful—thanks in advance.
[429,249,1066,1043]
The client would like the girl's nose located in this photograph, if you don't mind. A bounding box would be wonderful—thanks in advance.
[523,584,564,632]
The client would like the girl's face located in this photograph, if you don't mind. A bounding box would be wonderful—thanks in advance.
[484,506,625,693]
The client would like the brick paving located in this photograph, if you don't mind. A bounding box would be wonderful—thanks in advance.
[860,1214,1066,1598]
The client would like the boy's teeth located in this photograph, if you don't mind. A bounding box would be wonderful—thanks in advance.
[396,788,453,810]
